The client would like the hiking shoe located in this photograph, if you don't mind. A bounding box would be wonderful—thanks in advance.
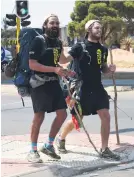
[27,151,43,163]
[56,138,67,154]
[100,147,120,160]
[40,145,61,159]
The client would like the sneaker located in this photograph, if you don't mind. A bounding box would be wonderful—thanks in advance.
[56,138,67,154]
[40,145,61,159]
[100,147,120,160]
[27,151,43,163]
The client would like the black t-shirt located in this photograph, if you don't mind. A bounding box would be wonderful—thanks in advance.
[69,40,108,91]
[29,35,62,77]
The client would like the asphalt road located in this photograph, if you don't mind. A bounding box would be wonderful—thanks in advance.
[76,162,134,177]
[1,90,134,136]
[17,167,134,177]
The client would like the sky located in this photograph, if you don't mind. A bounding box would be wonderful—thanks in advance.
[1,0,75,28]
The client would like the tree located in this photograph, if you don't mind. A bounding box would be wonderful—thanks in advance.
[120,36,134,51]
[1,28,16,38]
[70,1,89,22]
[1,28,16,47]
[68,1,134,44]
[110,1,134,36]
[2,18,8,31]
[1,18,16,47]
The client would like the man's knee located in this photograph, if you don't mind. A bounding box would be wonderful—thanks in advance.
[97,109,110,123]
[33,112,45,126]
[56,109,67,121]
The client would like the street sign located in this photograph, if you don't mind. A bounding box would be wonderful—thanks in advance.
[1,47,5,62]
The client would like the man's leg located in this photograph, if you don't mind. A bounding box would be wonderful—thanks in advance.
[27,112,45,163]
[97,109,120,160]
[59,119,74,140]
[49,109,67,139]
[31,112,45,149]
[56,119,74,153]
[40,109,67,159]
[97,109,110,150]
[56,115,83,153]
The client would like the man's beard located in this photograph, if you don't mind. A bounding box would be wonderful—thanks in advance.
[45,27,60,38]
[91,34,101,41]
[90,31,101,41]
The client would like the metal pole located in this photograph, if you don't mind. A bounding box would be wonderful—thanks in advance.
[109,49,120,145]
[16,17,25,107]
[16,17,20,53]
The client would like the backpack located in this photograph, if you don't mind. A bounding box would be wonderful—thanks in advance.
[13,28,45,97]
[68,42,107,78]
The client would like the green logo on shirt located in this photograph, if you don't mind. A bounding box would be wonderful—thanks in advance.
[53,48,60,65]
[97,49,102,65]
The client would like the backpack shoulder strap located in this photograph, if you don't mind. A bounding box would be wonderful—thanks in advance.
[56,38,63,51]
[80,42,86,51]
[79,42,90,60]
[35,35,47,56]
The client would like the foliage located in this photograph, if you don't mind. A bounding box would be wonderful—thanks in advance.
[68,0,134,44]
[120,36,134,51]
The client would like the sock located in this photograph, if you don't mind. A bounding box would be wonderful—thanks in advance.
[45,137,54,148]
[31,142,37,152]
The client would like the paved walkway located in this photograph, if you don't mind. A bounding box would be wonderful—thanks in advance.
[1,133,134,177]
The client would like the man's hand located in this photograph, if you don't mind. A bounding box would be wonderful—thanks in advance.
[67,70,76,77]
[66,96,76,108]
[59,48,73,64]
[54,67,67,77]
[54,66,76,77]
[102,63,116,74]
[109,64,116,73]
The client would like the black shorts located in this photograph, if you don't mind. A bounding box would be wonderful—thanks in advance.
[31,81,67,113]
[80,88,109,116]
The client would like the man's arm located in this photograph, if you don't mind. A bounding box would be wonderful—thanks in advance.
[29,60,56,73]
[102,63,116,74]
[101,47,116,74]
[101,46,110,74]
[29,37,68,77]
[59,43,83,66]
[59,47,73,65]
[29,37,56,73]
[101,63,111,74]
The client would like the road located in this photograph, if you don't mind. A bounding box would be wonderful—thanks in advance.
[15,166,134,177]
[76,162,134,177]
[1,89,134,136]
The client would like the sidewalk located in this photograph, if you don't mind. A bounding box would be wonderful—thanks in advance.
[1,133,134,177]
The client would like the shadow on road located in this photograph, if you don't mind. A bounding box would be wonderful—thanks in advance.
[110,128,134,134]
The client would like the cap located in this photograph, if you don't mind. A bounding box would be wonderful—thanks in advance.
[85,20,100,31]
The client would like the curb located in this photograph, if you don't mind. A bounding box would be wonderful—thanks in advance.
[102,72,134,80]
[105,86,134,92]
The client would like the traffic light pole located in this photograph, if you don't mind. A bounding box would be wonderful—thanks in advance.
[16,17,25,107]
[16,17,20,53]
